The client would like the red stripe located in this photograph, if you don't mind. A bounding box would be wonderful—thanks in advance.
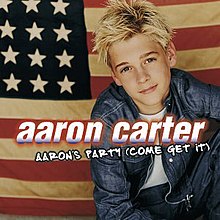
[0,198,95,215]
[91,76,113,99]
[174,25,220,50]
[190,68,220,86]
[87,25,220,54]
[84,0,105,8]
[84,0,218,7]
[87,32,95,54]
[0,159,91,181]
[0,118,23,139]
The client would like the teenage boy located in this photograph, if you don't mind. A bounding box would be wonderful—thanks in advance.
[90,0,220,219]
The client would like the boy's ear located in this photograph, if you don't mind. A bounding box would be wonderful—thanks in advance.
[167,41,177,67]
[111,71,122,86]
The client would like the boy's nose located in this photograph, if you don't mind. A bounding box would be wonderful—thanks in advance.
[137,67,150,84]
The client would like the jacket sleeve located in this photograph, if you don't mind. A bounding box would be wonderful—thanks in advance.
[182,72,220,120]
[209,84,220,120]
[90,124,153,220]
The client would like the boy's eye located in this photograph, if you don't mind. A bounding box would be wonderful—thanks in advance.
[120,66,131,73]
[145,57,156,63]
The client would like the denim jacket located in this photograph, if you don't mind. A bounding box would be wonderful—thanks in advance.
[90,68,220,219]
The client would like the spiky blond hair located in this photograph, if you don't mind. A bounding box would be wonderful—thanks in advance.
[93,0,173,66]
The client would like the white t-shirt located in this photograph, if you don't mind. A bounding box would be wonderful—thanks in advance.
[139,108,168,189]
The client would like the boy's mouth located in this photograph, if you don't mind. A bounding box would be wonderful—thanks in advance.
[139,84,157,94]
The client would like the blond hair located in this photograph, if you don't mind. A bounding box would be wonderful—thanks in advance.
[93,0,173,66]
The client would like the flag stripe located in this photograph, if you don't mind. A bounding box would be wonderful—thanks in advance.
[0,198,95,216]
[176,47,220,71]
[174,25,220,50]
[85,2,220,31]
[0,177,93,199]
[0,99,95,119]
[89,47,220,76]
[87,25,220,54]
[189,68,220,86]
[84,0,219,7]
[91,77,113,99]
[0,160,91,181]
[0,139,90,160]
[0,119,20,139]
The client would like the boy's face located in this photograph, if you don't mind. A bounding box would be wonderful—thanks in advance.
[109,33,176,114]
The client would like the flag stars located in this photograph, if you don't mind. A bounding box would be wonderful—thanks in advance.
[57,75,75,94]
[26,22,44,41]
[30,74,48,93]
[56,50,74,67]
[3,73,21,92]
[28,49,46,67]
[1,46,19,64]
[53,23,72,42]
[0,20,16,39]
[0,0,13,13]
[51,0,70,15]
[21,0,41,13]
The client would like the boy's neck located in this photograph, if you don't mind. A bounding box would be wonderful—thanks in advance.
[139,107,166,121]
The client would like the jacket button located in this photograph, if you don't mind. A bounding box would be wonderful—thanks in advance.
[169,158,173,163]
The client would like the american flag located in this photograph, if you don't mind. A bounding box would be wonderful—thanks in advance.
[0,0,219,217]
